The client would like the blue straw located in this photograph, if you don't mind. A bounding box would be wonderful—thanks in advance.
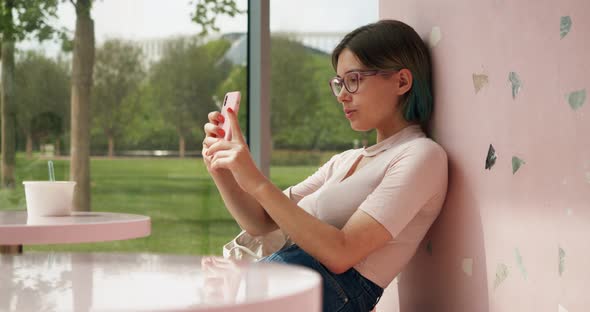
[48,161,55,181]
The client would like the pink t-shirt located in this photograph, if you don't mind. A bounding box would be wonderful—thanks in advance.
[284,125,448,288]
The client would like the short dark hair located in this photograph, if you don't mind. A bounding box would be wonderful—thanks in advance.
[332,20,433,125]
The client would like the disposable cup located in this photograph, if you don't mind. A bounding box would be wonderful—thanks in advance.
[23,181,76,217]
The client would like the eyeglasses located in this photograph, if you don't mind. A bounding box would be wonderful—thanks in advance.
[329,69,399,97]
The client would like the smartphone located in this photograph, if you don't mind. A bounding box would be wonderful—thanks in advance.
[220,91,241,140]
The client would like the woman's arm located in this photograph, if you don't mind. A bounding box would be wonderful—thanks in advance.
[204,109,335,237]
[252,181,393,274]
[202,111,277,235]
[208,169,278,236]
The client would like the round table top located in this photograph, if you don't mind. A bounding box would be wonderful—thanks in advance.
[0,211,151,245]
[0,253,322,312]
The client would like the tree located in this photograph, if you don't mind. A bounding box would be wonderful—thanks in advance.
[191,0,244,36]
[69,0,94,211]
[15,51,70,158]
[149,38,231,157]
[104,82,178,151]
[269,36,323,148]
[0,0,60,188]
[92,39,144,158]
[268,36,367,150]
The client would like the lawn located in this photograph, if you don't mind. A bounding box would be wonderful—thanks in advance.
[0,154,318,255]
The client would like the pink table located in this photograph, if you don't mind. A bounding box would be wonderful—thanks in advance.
[0,253,322,312]
[0,211,151,253]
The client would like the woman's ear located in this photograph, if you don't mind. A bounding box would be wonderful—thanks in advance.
[396,69,413,96]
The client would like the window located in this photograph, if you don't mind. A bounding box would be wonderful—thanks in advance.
[8,0,248,255]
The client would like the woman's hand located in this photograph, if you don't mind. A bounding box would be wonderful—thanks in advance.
[202,111,226,172]
[204,108,268,193]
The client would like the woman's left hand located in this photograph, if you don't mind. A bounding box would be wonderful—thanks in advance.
[205,108,268,194]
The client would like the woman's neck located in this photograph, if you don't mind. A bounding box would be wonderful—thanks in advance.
[376,118,417,143]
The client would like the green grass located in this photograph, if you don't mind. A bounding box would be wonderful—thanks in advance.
[0,154,317,255]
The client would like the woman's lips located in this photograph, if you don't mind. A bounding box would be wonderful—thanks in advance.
[344,109,357,119]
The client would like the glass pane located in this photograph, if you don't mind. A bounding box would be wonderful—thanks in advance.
[269,0,379,188]
[5,0,248,255]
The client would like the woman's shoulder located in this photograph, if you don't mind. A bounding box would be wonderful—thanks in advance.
[397,137,448,164]
[415,137,447,155]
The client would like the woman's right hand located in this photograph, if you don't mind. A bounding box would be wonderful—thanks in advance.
[202,111,226,172]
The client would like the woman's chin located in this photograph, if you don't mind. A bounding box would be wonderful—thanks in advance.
[349,122,371,132]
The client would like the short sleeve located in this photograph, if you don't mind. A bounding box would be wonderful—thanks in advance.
[359,141,448,239]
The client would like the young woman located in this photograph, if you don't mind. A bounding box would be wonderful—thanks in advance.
[202,19,448,312]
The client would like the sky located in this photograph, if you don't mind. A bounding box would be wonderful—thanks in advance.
[19,0,378,55]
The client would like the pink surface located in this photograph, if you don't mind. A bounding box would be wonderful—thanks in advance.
[0,253,322,312]
[377,1,590,311]
[0,211,151,245]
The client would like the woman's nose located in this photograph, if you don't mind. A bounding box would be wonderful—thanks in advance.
[337,88,352,103]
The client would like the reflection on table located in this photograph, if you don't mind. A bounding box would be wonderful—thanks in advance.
[0,253,321,312]
[0,211,151,254]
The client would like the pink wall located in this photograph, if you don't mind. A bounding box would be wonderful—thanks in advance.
[378,1,590,311]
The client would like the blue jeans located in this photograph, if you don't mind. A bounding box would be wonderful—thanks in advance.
[259,244,383,312]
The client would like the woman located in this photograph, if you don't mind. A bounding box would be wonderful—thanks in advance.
[202,19,448,312]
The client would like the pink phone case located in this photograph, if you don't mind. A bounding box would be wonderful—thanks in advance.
[220,91,241,140]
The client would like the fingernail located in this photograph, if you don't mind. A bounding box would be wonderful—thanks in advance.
[228,108,233,113]
[218,129,225,137]
[217,115,225,122]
